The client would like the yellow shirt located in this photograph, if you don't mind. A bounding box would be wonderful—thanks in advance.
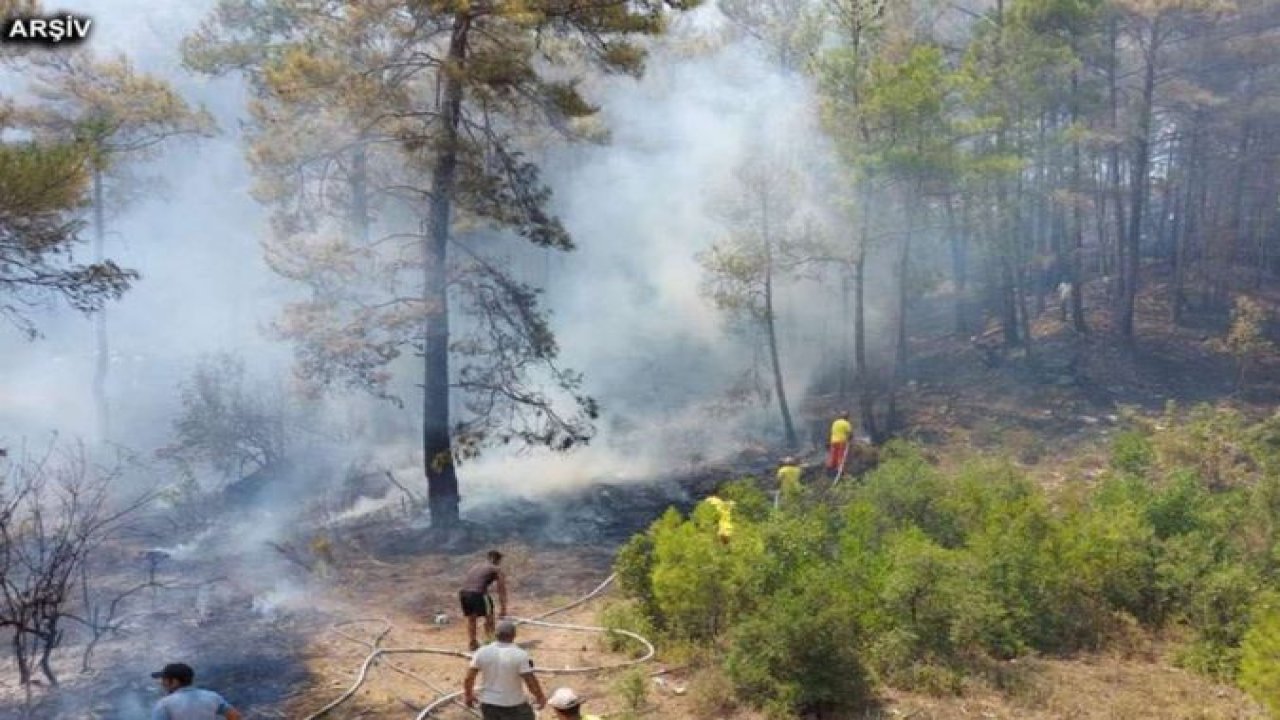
[777,465,802,493]
[830,418,853,444]
[705,497,734,537]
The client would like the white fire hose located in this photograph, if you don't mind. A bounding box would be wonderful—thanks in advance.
[304,573,655,720]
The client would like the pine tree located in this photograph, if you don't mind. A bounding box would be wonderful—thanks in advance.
[187,0,697,528]
[12,50,214,444]
[699,153,816,450]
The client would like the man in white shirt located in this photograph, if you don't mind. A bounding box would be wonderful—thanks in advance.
[464,620,547,720]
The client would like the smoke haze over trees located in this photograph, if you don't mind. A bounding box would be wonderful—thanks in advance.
[1,0,1280,713]
[0,0,1277,526]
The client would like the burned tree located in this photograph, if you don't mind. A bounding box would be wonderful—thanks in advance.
[186,0,696,527]
[0,443,154,690]
[159,353,289,483]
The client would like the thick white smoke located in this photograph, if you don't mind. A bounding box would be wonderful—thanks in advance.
[1,2,880,504]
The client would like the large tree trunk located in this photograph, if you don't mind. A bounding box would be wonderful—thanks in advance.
[764,259,798,449]
[839,273,850,396]
[1228,121,1251,296]
[1069,70,1088,333]
[854,180,878,443]
[948,198,969,335]
[1120,18,1159,339]
[1171,116,1199,325]
[92,168,109,446]
[895,203,912,382]
[999,254,1020,346]
[1013,168,1035,363]
[1107,16,1127,308]
[422,14,470,529]
[760,189,797,449]
[994,0,1019,349]
[351,142,370,244]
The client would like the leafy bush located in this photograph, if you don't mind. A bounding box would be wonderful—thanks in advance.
[611,405,1280,715]
[685,664,738,717]
[726,568,873,716]
[1111,428,1154,475]
[1241,600,1280,715]
[612,667,649,718]
[598,600,655,657]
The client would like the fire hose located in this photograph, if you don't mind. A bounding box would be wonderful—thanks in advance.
[303,573,655,720]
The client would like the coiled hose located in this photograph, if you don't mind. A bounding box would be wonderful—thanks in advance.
[304,573,653,720]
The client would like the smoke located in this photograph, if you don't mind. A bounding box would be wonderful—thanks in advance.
[455,14,877,493]
[0,0,288,451]
[1,1,889,499]
[0,2,913,715]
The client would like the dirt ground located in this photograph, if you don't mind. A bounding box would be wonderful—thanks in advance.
[282,546,726,719]
[6,268,1277,719]
[272,544,1266,720]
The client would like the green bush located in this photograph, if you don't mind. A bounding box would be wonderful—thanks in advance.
[612,667,649,717]
[726,568,873,716]
[610,405,1280,716]
[1111,428,1154,475]
[598,599,655,657]
[1179,564,1261,679]
[685,664,738,717]
[1241,599,1280,716]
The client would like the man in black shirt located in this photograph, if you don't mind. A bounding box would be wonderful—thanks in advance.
[460,550,508,651]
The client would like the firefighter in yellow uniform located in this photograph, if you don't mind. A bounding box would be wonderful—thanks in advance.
[827,412,854,475]
[705,496,735,545]
[777,456,803,495]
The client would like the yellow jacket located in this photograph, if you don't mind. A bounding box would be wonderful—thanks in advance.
[705,496,734,537]
[830,418,853,444]
[777,464,802,493]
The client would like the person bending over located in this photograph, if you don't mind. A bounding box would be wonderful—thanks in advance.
[460,549,509,650]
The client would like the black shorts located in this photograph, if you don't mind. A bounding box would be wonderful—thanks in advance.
[459,590,492,618]
[480,703,534,720]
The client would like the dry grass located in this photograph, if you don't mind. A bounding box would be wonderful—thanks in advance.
[279,542,1268,720]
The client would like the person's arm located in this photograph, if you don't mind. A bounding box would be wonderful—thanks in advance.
[521,672,546,709]
[151,703,169,720]
[464,667,480,707]
[215,695,240,720]
[496,570,509,616]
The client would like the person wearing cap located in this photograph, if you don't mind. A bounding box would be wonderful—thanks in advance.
[460,549,509,651]
[150,663,241,720]
[546,687,602,720]
[776,456,803,495]
[464,619,546,720]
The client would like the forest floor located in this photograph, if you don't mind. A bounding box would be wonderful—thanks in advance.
[268,270,1278,719]
[4,267,1278,719]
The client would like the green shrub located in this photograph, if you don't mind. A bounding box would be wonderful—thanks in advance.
[726,569,873,717]
[685,665,738,718]
[598,600,655,657]
[610,406,1280,716]
[1179,564,1262,679]
[1111,428,1154,475]
[1240,600,1280,716]
[859,442,961,546]
[612,667,649,717]
[614,529,659,625]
